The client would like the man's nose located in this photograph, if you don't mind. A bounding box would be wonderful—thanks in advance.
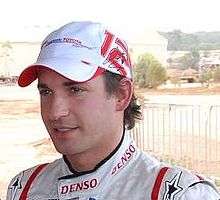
[49,96,70,121]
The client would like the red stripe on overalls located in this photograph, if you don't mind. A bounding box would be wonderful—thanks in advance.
[151,167,169,200]
[19,163,48,200]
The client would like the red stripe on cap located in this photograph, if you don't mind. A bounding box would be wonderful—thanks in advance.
[101,30,114,56]
[151,167,169,200]
[115,38,127,53]
[111,60,127,76]
[19,163,48,200]
[115,38,132,68]
[106,49,127,76]
[87,67,106,81]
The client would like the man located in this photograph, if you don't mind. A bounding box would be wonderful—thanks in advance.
[7,21,219,200]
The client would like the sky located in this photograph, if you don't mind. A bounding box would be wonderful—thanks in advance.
[0,0,220,40]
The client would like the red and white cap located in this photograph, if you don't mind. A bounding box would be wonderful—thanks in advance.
[18,21,133,87]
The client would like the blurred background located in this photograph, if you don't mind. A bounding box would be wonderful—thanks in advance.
[1,0,220,198]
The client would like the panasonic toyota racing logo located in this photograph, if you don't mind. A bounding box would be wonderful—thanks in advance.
[41,37,94,50]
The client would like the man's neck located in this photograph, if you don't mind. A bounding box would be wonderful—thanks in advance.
[65,127,124,172]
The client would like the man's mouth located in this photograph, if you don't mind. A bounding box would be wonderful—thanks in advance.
[55,128,73,132]
[53,126,78,133]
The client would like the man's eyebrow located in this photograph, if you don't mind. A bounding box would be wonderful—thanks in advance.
[37,81,89,88]
[63,81,88,87]
[37,83,48,89]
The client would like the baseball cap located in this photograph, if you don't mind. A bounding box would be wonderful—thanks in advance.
[18,21,133,87]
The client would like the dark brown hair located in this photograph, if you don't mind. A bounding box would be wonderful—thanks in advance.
[103,71,142,130]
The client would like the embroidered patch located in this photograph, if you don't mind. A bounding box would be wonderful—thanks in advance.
[163,171,183,200]
[9,172,24,200]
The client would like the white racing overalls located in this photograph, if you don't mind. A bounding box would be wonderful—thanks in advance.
[6,133,220,200]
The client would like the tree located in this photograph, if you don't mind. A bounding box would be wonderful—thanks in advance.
[167,58,173,68]
[168,29,182,51]
[160,30,220,51]
[178,48,200,70]
[213,67,220,82]
[199,70,213,86]
[134,53,167,88]
[0,41,13,77]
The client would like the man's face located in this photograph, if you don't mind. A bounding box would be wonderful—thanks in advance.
[38,68,121,157]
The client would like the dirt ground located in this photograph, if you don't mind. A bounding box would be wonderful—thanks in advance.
[0,97,59,199]
[137,85,220,95]
[1,85,220,198]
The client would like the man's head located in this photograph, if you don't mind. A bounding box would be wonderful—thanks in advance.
[18,21,141,156]
[18,21,132,86]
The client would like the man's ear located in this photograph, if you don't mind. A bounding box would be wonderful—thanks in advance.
[115,78,133,111]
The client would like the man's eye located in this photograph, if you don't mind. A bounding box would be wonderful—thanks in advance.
[70,87,84,94]
[39,89,52,96]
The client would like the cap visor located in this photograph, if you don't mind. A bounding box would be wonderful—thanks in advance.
[18,58,101,87]
[18,66,39,87]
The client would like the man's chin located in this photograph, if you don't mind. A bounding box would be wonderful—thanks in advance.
[53,144,83,156]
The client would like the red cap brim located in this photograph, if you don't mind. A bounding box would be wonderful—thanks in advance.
[18,66,39,87]
[18,65,106,87]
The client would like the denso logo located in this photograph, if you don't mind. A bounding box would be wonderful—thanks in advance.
[60,178,98,194]
[111,144,136,175]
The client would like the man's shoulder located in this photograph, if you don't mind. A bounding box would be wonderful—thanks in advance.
[135,151,219,199]
[6,157,63,200]
[7,157,63,190]
[155,165,220,199]
[16,157,62,176]
[137,151,203,182]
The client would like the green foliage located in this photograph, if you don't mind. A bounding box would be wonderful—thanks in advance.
[199,71,213,84]
[134,53,167,88]
[213,67,220,82]
[178,48,200,70]
[160,30,220,51]
[0,41,13,58]
[1,41,12,49]
[199,67,220,84]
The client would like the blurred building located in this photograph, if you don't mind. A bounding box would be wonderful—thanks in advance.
[180,68,199,83]
[127,29,168,66]
[0,41,40,77]
[199,57,220,72]
[0,26,51,77]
